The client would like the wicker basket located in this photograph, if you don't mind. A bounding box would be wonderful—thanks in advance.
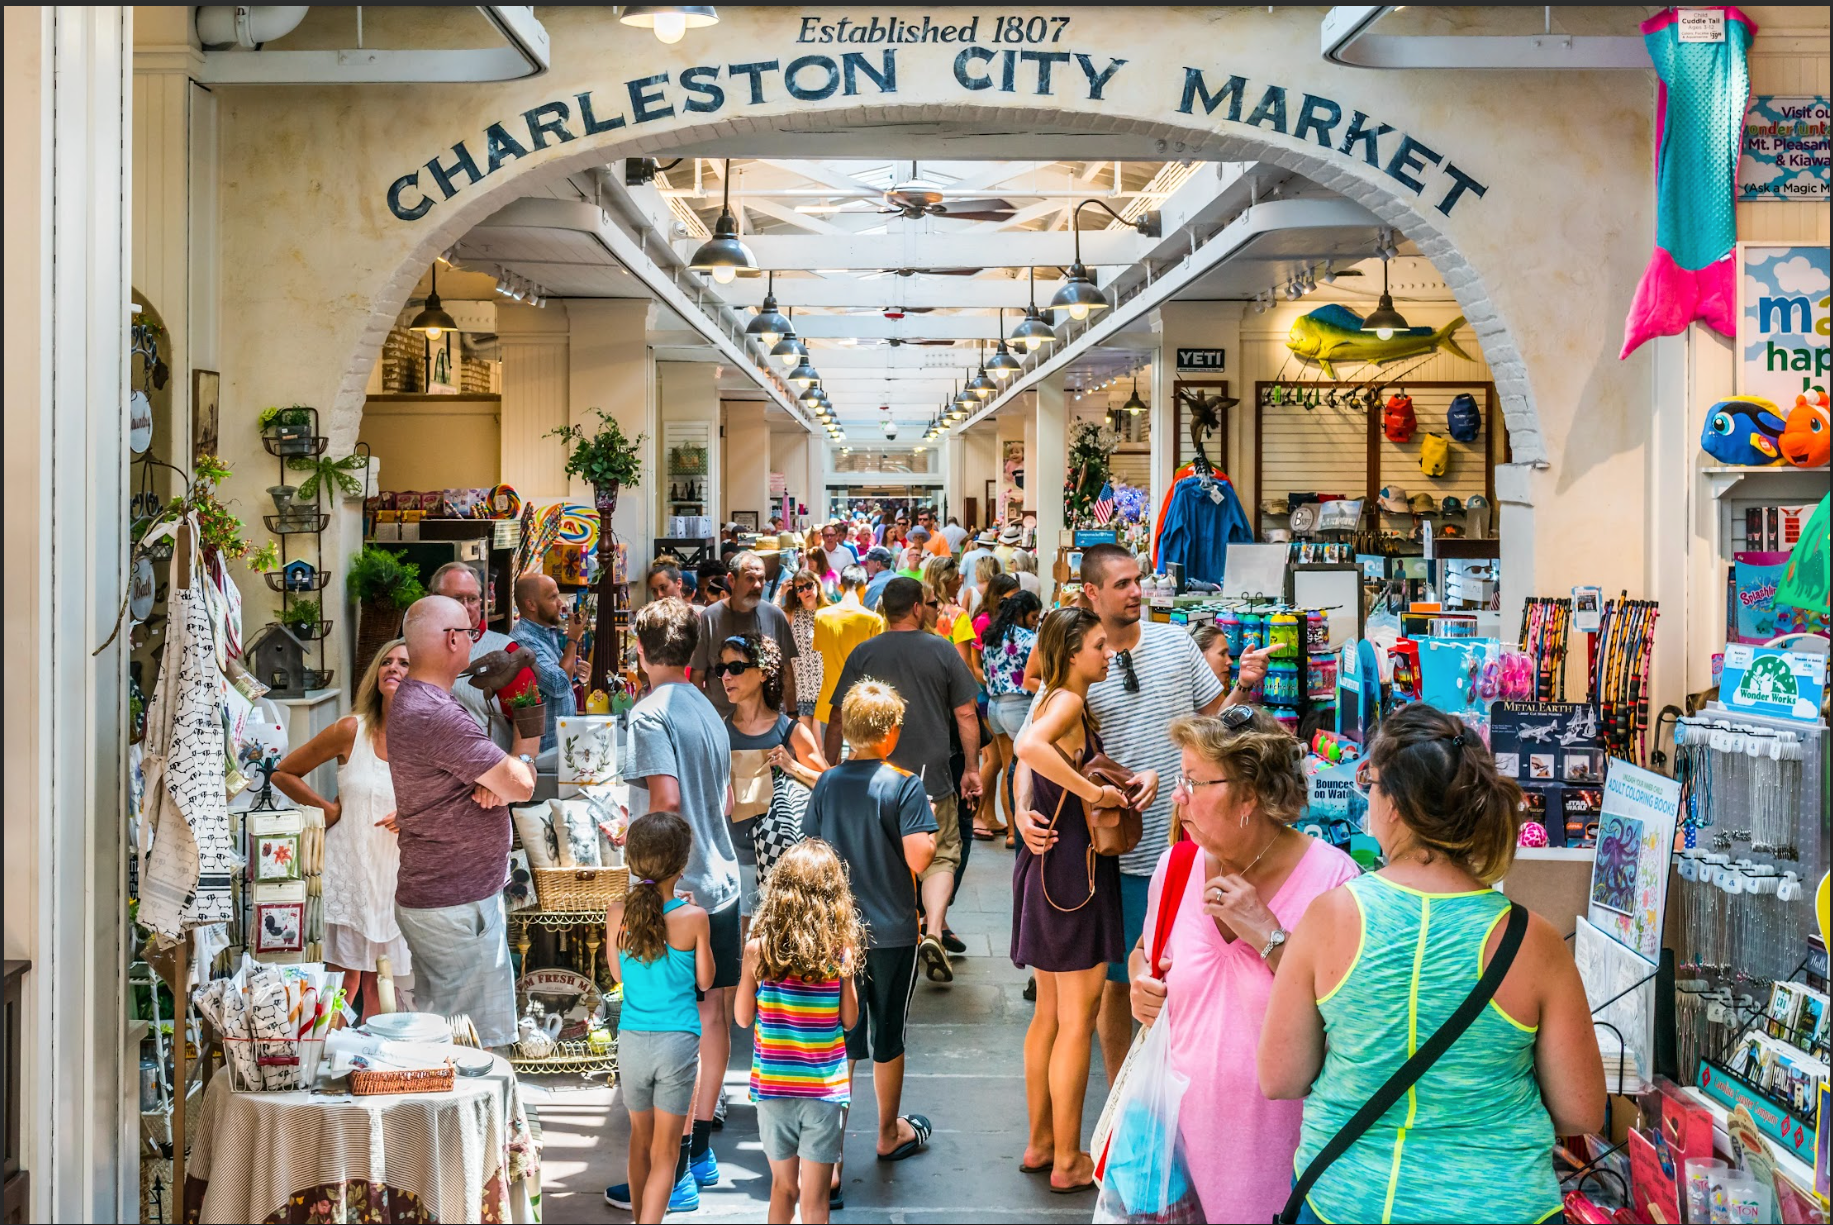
[531,865,628,912]
[350,1065,455,1096]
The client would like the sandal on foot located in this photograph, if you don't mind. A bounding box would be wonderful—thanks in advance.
[918,936,953,983]
[1049,1178,1098,1194]
[1019,1158,1051,1174]
[876,1114,932,1162]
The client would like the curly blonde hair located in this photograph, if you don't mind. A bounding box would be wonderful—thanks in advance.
[751,839,865,981]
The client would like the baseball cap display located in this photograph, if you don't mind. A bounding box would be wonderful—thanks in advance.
[1383,394,1417,443]
[1418,432,1450,477]
[1378,484,1410,513]
[1446,393,1482,442]
[1440,495,1464,514]
[1409,492,1438,513]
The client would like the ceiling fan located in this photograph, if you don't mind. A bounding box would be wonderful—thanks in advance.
[858,267,983,280]
[881,162,1015,222]
[840,336,957,348]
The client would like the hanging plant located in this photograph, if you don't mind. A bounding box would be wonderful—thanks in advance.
[286,452,369,501]
[548,408,645,491]
[347,546,427,609]
[165,453,254,562]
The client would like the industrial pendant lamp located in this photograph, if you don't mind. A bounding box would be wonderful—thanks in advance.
[1010,268,1058,353]
[409,262,459,340]
[688,159,757,284]
[987,312,1023,380]
[1122,370,1147,415]
[1049,199,1162,321]
[771,308,806,368]
[1361,252,1411,340]
[798,381,823,409]
[746,271,791,346]
[967,345,997,399]
[787,355,820,390]
[619,6,718,45]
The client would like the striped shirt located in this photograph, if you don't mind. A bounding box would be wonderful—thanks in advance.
[748,976,849,1104]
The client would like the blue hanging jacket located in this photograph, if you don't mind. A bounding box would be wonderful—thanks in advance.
[1156,475,1255,585]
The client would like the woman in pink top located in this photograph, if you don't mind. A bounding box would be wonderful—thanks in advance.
[1128,707,1359,1219]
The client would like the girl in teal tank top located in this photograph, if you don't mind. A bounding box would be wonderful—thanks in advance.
[1259,705,1606,1225]
[618,897,702,1033]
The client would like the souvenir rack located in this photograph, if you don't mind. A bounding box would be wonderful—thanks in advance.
[259,406,336,690]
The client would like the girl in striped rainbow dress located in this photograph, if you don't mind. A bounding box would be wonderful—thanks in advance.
[735,839,863,1224]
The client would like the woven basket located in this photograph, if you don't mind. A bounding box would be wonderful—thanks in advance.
[350,1065,455,1096]
[531,865,628,912]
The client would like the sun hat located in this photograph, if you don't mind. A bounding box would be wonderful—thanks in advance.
[1378,485,1410,513]
[976,529,998,545]
[999,526,1023,545]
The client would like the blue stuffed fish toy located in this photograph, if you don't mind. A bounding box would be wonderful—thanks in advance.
[1700,397,1788,466]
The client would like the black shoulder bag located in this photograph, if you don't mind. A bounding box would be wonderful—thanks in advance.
[1275,901,1530,1225]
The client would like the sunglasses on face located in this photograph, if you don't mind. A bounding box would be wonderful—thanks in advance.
[714,660,756,678]
[794,582,817,592]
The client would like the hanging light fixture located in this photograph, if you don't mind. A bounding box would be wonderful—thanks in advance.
[1122,369,1147,415]
[1361,247,1411,340]
[770,308,806,368]
[619,6,718,45]
[798,380,824,409]
[746,271,791,346]
[788,356,820,390]
[987,313,1023,380]
[1047,199,1161,322]
[967,345,997,399]
[409,262,459,340]
[1010,268,1058,353]
[688,159,757,284]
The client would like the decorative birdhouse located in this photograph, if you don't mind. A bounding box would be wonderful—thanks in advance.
[282,559,318,591]
[246,624,312,699]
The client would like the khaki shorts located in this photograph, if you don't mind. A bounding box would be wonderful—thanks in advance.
[917,794,960,882]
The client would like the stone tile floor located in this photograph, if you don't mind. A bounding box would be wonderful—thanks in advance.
[521,839,1110,1222]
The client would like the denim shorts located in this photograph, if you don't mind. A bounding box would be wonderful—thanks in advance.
[985,692,1033,738]
[617,1029,700,1115]
[756,1096,847,1164]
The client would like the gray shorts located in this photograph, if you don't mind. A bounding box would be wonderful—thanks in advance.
[986,691,1033,738]
[755,1096,847,1164]
[393,896,516,1048]
[738,860,759,917]
[617,1029,700,1116]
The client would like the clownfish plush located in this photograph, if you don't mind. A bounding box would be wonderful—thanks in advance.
[1779,390,1829,469]
[1700,397,1788,467]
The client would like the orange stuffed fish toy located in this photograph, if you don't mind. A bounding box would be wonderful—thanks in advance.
[1779,390,1829,469]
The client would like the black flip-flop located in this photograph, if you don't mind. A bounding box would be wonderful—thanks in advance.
[876,1113,932,1161]
[1048,1179,1097,1195]
[1019,1159,1051,1174]
[829,1186,845,1210]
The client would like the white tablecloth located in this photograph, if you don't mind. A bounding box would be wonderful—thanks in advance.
[185,1054,536,1224]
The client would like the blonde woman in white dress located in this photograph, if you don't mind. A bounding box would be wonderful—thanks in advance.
[273,639,411,1018]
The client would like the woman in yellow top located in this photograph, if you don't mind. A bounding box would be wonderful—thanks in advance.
[921,554,978,673]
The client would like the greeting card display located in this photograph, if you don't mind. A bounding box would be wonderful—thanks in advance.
[254,901,305,953]
[254,832,301,882]
[556,716,619,785]
[1586,760,1681,963]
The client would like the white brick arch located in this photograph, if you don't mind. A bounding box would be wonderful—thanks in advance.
[329,104,1540,463]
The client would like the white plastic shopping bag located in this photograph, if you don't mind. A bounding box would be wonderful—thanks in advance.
[1090,1001,1204,1224]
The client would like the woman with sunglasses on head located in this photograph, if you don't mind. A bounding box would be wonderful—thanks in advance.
[1259,703,1604,1225]
[1011,608,1135,1193]
[777,568,828,737]
[1125,706,1360,1219]
[720,633,828,913]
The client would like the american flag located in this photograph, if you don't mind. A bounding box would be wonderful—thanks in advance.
[1091,482,1116,525]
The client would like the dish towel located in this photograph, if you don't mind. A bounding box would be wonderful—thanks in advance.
[139,552,236,937]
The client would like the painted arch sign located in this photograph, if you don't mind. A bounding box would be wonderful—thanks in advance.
[384,12,1491,224]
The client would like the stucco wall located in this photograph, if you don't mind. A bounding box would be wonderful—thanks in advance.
[203,4,1670,691]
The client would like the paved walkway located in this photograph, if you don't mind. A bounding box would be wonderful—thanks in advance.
[521,837,1111,1222]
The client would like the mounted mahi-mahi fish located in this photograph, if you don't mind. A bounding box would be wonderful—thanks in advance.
[1285,304,1474,379]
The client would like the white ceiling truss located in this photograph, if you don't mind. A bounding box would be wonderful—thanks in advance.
[453,154,1451,436]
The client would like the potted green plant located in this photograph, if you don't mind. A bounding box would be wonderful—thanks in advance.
[279,597,324,640]
[506,686,548,740]
[548,408,645,514]
[348,546,426,672]
[258,406,318,456]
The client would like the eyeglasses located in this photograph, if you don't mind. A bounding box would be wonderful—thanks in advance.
[444,625,483,643]
[448,593,483,608]
[1353,760,1379,797]
[1114,649,1140,693]
[713,661,756,678]
[1174,774,1231,795]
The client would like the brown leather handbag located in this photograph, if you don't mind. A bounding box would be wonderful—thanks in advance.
[1041,735,1143,913]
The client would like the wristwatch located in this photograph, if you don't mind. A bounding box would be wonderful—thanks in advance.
[1259,927,1288,960]
[516,753,536,768]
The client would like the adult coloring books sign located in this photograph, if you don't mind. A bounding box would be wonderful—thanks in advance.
[1586,760,1682,963]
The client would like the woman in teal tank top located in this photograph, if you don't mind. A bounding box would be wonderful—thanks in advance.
[1260,705,1605,1224]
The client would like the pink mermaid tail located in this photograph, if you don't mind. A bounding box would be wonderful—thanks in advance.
[1620,247,1737,359]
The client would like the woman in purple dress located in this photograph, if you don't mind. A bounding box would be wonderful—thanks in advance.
[1011,608,1133,1193]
